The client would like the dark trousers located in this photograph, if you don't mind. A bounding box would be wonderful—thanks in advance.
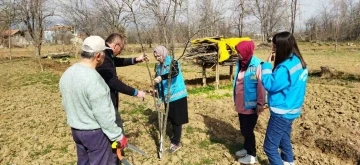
[114,108,125,164]
[71,128,118,165]
[238,113,258,157]
[170,120,182,145]
[115,108,125,135]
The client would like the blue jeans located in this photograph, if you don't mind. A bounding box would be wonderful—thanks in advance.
[71,128,118,165]
[264,115,294,165]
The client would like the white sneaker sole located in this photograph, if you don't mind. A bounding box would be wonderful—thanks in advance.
[236,153,247,157]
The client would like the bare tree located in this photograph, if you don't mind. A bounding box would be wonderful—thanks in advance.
[169,0,179,49]
[142,0,172,47]
[16,0,54,71]
[251,0,286,41]
[94,0,130,36]
[304,0,360,42]
[290,0,298,34]
[58,0,97,36]
[232,0,248,37]
[195,0,228,37]
[0,0,15,60]
[305,16,319,41]
[0,1,9,31]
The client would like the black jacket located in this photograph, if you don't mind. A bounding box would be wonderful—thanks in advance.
[96,47,138,110]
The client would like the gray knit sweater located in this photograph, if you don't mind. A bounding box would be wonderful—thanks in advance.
[59,63,123,141]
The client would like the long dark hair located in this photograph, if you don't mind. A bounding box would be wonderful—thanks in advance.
[272,32,306,69]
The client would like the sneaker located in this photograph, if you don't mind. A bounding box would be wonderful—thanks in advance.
[238,154,258,164]
[169,143,182,153]
[235,149,248,157]
[283,161,295,165]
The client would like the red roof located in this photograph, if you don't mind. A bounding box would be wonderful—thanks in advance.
[1,30,20,37]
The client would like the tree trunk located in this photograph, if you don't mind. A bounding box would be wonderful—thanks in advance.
[8,36,12,60]
[162,22,169,49]
[35,43,44,71]
[290,0,297,34]
[239,1,245,37]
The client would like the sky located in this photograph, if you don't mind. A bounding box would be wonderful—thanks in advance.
[46,0,357,32]
[298,0,359,26]
[298,0,323,25]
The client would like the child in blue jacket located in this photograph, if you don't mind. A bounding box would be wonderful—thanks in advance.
[257,31,308,165]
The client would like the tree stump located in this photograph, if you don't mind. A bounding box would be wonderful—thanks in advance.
[320,66,336,78]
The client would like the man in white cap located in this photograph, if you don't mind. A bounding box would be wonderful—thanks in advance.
[59,36,127,165]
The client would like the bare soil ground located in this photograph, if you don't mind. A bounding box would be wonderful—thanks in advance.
[0,43,360,165]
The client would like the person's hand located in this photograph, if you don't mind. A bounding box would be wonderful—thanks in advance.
[136,90,146,98]
[119,136,128,148]
[148,89,158,97]
[154,76,162,84]
[136,54,148,62]
[111,136,127,149]
[256,104,264,115]
[267,52,275,62]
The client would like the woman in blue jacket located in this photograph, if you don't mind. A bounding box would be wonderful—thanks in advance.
[257,32,308,165]
[152,45,188,153]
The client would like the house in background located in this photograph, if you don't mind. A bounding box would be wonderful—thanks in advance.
[0,29,30,48]
[44,25,74,44]
[43,30,55,44]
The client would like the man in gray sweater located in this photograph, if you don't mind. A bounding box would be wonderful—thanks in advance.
[59,36,127,165]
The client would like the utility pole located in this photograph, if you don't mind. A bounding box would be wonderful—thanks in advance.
[8,0,12,60]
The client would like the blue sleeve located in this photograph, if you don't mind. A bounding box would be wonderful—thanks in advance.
[261,62,290,93]
[133,89,138,96]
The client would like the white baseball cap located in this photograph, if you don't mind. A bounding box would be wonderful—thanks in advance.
[82,36,110,53]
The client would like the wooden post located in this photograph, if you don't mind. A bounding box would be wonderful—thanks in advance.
[202,64,206,87]
[215,62,219,89]
[229,65,233,81]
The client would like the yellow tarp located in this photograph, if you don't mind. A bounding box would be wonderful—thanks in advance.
[190,37,252,62]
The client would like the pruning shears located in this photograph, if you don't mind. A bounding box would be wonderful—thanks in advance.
[111,141,131,165]
[111,141,147,165]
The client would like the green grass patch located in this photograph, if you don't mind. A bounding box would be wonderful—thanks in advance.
[209,137,226,144]
[29,144,54,159]
[59,145,68,154]
[185,126,205,134]
[198,140,211,149]
[17,71,60,91]
[228,143,244,154]
[206,93,232,99]
[220,84,233,90]
[43,144,54,155]
[188,85,233,95]
[194,158,215,165]
[65,161,77,165]
[129,104,147,115]
[206,94,223,99]
[187,85,215,95]
[122,101,147,115]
